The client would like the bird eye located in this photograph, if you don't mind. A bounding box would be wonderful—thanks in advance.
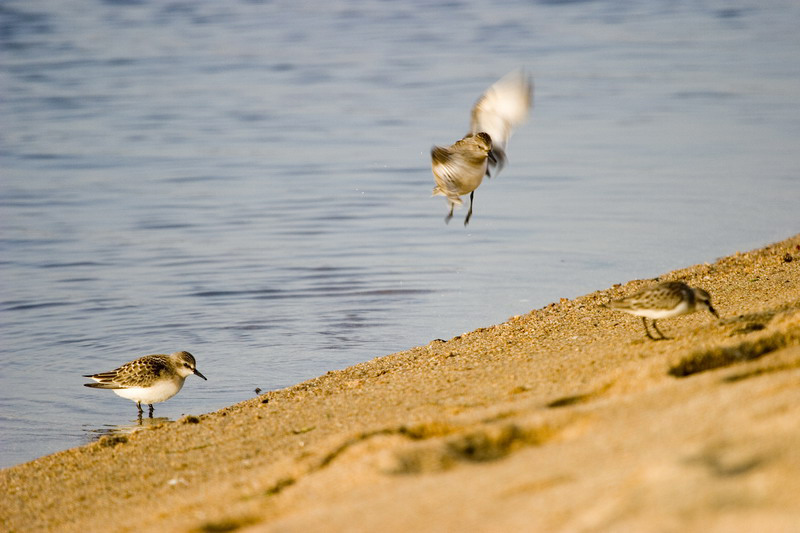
[184,363,191,368]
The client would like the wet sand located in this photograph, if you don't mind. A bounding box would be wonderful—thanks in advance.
[2,235,799,533]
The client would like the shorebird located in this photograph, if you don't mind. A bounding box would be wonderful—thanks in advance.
[431,132,492,226]
[84,351,207,417]
[432,69,533,226]
[604,281,719,340]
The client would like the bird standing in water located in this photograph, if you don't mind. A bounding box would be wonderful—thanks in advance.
[84,350,207,418]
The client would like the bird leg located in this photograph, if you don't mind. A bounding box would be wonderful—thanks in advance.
[148,404,154,418]
[642,318,668,341]
[445,202,454,224]
[136,401,143,415]
[642,317,657,341]
[651,320,669,340]
[464,191,474,226]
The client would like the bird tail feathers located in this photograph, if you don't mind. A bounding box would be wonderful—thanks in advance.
[432,186,463,205]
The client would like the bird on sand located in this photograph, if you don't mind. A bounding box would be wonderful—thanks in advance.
[603,281,720,340]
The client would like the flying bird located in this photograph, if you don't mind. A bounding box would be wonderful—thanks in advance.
[432,69,533,226]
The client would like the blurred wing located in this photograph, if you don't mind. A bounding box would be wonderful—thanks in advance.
[470,69,533,153]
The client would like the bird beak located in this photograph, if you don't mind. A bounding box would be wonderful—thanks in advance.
[708,306,720,319]
[194,369,208,380]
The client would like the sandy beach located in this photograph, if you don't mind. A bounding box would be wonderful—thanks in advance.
[2,234,799,532]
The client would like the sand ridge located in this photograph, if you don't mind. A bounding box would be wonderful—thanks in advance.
[1,235,799,532]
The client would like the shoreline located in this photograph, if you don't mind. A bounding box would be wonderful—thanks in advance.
[2,234,799,532]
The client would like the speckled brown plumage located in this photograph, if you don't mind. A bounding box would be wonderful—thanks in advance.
[605,281,719,340]
[84,351,206,416]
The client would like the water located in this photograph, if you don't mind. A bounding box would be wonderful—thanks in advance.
[1,0,798,469]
